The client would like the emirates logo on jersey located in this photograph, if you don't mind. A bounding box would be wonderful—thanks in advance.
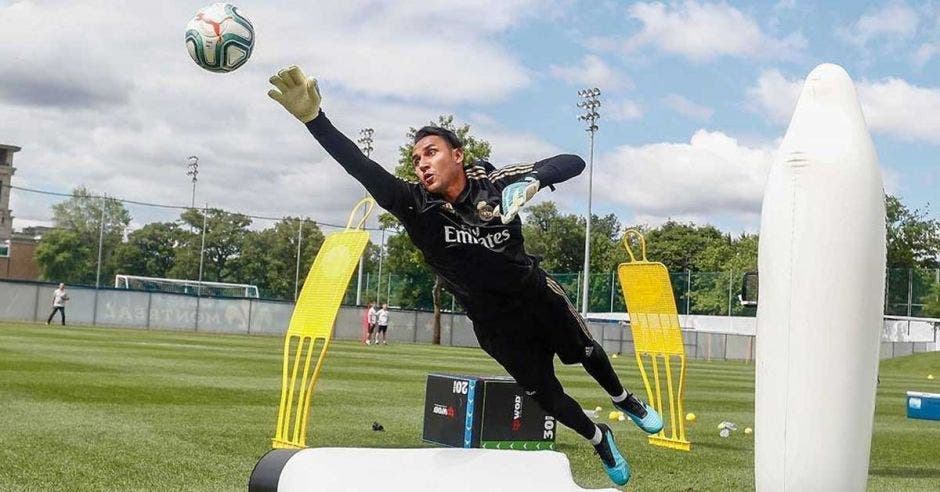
[444,225,511,250]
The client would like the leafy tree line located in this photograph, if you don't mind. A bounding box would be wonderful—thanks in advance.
[35,186,337,300]
[34,120,940,320]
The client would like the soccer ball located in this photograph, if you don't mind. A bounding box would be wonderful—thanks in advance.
[185,3,254,73]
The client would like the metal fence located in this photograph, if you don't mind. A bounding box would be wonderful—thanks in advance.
[9,184,939,316]
[351,267,940,317]
[3,279,935,361]
[885,268,940,317]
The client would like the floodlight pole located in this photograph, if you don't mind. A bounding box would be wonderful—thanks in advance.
[95,195,106,288]
[376,226,385,304]
[294,219,303,300]
[186,156,199,210]
[356,128,374,305]
[198,204,208,296]
[577,87,601,316]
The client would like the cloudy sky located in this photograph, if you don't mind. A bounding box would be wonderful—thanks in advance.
[2,0,938,235]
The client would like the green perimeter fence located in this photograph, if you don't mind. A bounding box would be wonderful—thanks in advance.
[347,268,940,317]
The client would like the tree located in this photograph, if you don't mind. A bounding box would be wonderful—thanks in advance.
[616,221,758,315]
[169,208,252,283]
[884,195,940,315]
[36,187,131,284]
[523,202,585,273]
[685,232,758,315]
[384,115,492,343]
[238,218,325,299]
[522,202,628,311]
[394,115,492,181]
[383,228,435,309]
[923,282,940,318]
[886,195,940,269]
[35,229,93,283]
[642,221,726,272]
[110,222,182,279]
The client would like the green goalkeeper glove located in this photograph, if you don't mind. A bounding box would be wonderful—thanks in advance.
[267,65,321,123]
[500,176,540,224]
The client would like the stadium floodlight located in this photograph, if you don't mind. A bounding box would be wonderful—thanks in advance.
[114,274,260,298]
[355,128,374,305]
[186,156,199,210]
[577,87,601,316]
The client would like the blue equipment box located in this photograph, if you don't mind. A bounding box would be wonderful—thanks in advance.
[906,391,940,421]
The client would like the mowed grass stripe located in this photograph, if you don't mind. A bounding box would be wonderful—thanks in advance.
[0,321,937,491]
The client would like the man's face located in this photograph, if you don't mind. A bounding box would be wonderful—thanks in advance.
[412,135,464,194]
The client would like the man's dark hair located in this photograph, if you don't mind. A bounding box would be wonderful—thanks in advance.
[413,126,463,149]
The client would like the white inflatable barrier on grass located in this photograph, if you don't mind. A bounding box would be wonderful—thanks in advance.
[755,63,886,491]
[249,448,618,492]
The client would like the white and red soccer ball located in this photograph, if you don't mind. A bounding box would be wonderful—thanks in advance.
[185,3,255,73]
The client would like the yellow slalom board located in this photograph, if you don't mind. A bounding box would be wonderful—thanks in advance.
[617,230,691,451]
[272,198,375,449]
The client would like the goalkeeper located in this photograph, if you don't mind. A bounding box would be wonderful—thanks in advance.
[268,66,662,487]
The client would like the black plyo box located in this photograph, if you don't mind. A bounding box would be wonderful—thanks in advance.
[422,374,556,450]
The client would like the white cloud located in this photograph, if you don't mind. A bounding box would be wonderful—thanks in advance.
[913,42,937,67]
[858,78,940,142]
[838,1,920,46]
[663,94,713,121]
[593,130,775,224]
[0,0,542,233]
[607,99,644,121]
[549,55,627,89]
[618,1,806,61]
[747,69,940,143]
[746,69,803,124]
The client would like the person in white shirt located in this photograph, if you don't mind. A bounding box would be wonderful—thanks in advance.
[367,303,378,345]
[46,283,69,326]
[376,303,390,345]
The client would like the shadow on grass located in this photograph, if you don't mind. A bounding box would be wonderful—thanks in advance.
[870,466,940,479]
[690,441,748,452]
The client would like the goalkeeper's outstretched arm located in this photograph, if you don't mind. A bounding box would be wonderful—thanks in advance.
[492,154,585,224]
[267,66,412,215]
[489,154,585,191]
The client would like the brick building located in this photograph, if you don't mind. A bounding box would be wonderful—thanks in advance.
[0,144,41,280]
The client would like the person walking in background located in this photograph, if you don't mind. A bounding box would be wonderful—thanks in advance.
[46,283,69,326]
[367,302,379,345]
[361,302,373,344]
[376,303,390,345]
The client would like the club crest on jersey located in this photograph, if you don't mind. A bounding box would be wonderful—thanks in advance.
[477,200,499,221]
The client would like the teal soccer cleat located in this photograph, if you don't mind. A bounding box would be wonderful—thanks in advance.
[614,393,664,434]
[594,424,630,486]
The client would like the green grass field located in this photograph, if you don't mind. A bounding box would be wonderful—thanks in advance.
[0,321,937,491]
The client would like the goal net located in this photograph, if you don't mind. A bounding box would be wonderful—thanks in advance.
[114,274,259,298]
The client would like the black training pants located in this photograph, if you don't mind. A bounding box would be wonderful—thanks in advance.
[47,306,65,325]
[470,271,623,440]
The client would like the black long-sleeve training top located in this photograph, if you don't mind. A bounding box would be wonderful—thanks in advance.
[306,111,585,320]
